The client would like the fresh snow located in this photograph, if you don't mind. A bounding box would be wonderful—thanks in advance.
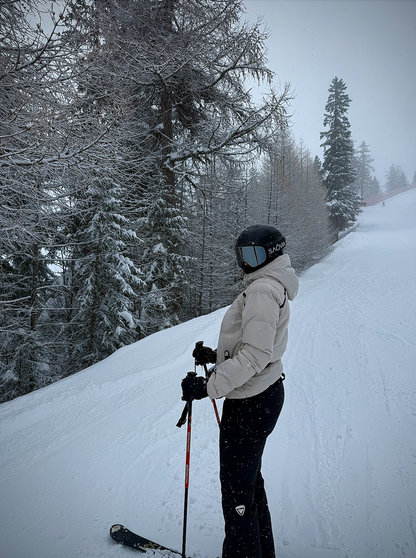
[1,189,416,558]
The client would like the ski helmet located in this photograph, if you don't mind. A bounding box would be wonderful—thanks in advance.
[235,224,286,273]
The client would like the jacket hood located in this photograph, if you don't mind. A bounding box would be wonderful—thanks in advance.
[243,254,299,301]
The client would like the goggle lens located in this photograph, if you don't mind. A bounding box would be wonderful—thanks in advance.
[237,246,267,268]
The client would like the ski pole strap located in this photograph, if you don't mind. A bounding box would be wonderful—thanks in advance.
[176,402,189,428]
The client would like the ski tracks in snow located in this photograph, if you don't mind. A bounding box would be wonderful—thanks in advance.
[270,202,416,558]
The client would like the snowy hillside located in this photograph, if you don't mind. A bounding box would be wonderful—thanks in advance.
[1,189,416,558]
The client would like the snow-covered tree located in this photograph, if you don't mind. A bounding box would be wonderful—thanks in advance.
[135,177,190,336]
[0,0,115,400]
[65,0,290,186]
[353,141,375,198]
[368,176,382,198]
[263,131,332,271]
[65,173,144,372]
[385,164,409,192]
[2,0,303,400]
[65,0,291,329]
[320,77,360,234]
[244,126,332,273]
[185,158,250,318]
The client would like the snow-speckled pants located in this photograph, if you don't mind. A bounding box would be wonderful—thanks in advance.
[220,379,284,558]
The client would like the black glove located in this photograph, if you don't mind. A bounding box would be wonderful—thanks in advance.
[181,374,208,401]
[192,342,217,366]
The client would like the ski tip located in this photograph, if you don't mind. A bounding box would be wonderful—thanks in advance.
[110,524,124,534]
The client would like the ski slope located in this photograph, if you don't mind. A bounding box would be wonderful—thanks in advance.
[1,189,416,558]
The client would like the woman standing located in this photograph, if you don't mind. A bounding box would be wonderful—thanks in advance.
[181,224,299,558]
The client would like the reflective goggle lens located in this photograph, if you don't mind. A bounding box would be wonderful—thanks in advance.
[237,246,267,268]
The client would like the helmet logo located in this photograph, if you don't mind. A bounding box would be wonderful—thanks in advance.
[268,240,286,255]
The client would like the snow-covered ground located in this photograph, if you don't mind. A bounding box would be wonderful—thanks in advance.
[1,189,416,558]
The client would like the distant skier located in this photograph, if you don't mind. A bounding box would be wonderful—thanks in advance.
[181,225,299,558]
[382,201,385,207]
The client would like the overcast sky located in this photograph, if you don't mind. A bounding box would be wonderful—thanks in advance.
[243,0,416,184]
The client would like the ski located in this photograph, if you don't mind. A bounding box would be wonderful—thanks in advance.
[110,524,181,555]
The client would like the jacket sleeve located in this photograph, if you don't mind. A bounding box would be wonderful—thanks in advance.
[207,282,281,399]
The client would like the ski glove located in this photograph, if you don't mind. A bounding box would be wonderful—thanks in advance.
[192,343,217,366]
[181,375,208,401]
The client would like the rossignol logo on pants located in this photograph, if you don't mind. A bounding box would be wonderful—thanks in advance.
[235,505,245,516]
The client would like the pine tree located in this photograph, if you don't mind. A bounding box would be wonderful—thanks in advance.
[313,156,324,181]
[67,174,144,372]
[137,178,189,336]
[385,164,409,192]
[354,141,374,198]
[368,176,381,198]
[320,77,360,235]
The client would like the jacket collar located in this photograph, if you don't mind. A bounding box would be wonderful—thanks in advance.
[243,254,299,301]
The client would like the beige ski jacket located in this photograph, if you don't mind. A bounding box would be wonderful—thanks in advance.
[207,254,299,400]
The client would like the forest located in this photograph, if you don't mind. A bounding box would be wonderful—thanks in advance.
[1,0,414,403]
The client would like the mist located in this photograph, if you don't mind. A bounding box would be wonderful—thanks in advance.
[244,0,416,185]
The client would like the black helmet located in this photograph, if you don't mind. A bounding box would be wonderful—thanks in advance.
[235,224,286,273]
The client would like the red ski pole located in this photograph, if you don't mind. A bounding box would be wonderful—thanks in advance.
[203,363,220,427]
[193,341,220,427]
[177,371,196,558]
[182,398,192,558]
[177,348,220,557]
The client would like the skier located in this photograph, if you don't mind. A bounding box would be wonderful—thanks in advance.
[181,224,299,558]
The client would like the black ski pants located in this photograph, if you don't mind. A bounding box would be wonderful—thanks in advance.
[220,378,284,558]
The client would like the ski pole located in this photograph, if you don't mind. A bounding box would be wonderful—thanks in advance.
[180,371,196,558]
[203,363,220,427]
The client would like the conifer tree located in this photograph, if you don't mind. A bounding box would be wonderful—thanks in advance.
[385,164,408,192]
[320,77,360,235]
[368,176,381,198]
[137,178,189,336]
[354,141,374,198]
[67,174,144,372]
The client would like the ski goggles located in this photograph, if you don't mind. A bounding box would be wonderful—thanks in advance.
[236,245,267,268]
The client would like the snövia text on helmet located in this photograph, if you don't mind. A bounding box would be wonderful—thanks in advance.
[268,239,286,256]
